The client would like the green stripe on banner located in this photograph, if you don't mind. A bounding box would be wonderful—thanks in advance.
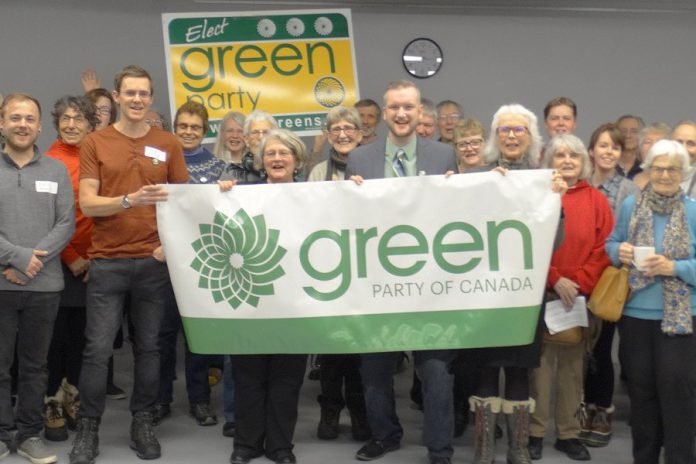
[181,306,541,354]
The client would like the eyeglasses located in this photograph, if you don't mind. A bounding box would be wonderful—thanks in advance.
[145,119,164,128]
[119,90,152,99]
[497,126,528,136]
[250,129,270,137]
[60,115,86,125]
[264,150,293,158]
[95,106,112,115]
[438,113,461,122]
[456,139,484,150]
[650,166,681,176]
[328,125,358,135]
[176,123,203,132]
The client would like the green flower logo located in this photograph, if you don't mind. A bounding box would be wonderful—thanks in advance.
[190,209,286,309]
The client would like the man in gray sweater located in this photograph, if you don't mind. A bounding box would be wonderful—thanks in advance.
[0,93,75,463]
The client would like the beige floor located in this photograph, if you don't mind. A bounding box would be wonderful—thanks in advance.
[7,345,635,464]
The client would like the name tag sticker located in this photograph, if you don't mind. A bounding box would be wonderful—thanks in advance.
[144,146,167,162]
[35,181,58,194]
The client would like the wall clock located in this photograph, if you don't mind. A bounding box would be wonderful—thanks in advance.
[402,38,443,79]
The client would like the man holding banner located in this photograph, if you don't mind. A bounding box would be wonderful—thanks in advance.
[345,80,458,464]
[69,65,189,464]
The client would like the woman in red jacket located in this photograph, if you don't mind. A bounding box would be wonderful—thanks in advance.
[528,134,614,461]
[44,95,98,440]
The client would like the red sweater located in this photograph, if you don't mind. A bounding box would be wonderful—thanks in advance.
[547,180,614,295]
[46,139,92,265]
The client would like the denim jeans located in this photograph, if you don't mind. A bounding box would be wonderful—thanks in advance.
[157,282,179,405]
[185,350,221,405]
[360,350,455,458]
[0,291,60,445]
[79,258,168,418]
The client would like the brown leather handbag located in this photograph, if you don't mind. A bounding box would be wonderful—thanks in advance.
[588,266,630,322]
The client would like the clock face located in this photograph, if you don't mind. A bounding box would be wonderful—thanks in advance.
[402,38,443,79]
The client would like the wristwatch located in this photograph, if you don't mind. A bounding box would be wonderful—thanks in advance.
[121,195,132,209]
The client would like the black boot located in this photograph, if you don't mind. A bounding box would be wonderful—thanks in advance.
[69,417,100,464]
[130,411,161,459]
[317,406,340,440]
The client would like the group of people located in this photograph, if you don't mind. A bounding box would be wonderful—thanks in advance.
[1,63,696,464]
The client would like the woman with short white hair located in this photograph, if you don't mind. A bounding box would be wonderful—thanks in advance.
[528,134,613,461]
[607,139,696,464]
[468,103,555,464]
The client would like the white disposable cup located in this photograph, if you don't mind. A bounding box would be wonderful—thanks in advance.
[633,246,655,271]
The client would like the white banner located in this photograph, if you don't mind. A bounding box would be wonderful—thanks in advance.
[157,171,560,353]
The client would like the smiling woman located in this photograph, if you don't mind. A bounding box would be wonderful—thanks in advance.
[466,103,566,464]
[230,128,309,464]
[530,134,613,460]
[43,94,98,443]
[453,117,486,173]
[484,103,543,169]
[583,123,640,447]
[606,139,696,463]
[260,129,306,184]
[307,106,362,181]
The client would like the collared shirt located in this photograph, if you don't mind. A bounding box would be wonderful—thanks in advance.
[384,136,417,178]
[597,172,625,211]
[616,158,642,180]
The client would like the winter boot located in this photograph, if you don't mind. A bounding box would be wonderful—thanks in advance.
[61,378,80,431]
[43,393,68,442]
[585,405,614,447]
[579,403,596,442]
[503,398,535,464]
[470,396,502,464]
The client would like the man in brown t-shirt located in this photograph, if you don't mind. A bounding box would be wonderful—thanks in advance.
[70,65,188,464]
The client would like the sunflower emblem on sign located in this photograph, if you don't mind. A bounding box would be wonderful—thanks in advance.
[314,77,345,108]
[190,209,286,309]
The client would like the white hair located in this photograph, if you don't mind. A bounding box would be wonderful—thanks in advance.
[484,103,543,168]
[641,139,691,176]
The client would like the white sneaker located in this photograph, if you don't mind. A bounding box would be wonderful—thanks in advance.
[17,437,57,464]
[0,440,9,460]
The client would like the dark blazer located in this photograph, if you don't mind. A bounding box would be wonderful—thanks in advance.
[345,135,457,180]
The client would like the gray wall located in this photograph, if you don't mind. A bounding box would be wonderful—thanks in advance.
[1,0,695,148]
